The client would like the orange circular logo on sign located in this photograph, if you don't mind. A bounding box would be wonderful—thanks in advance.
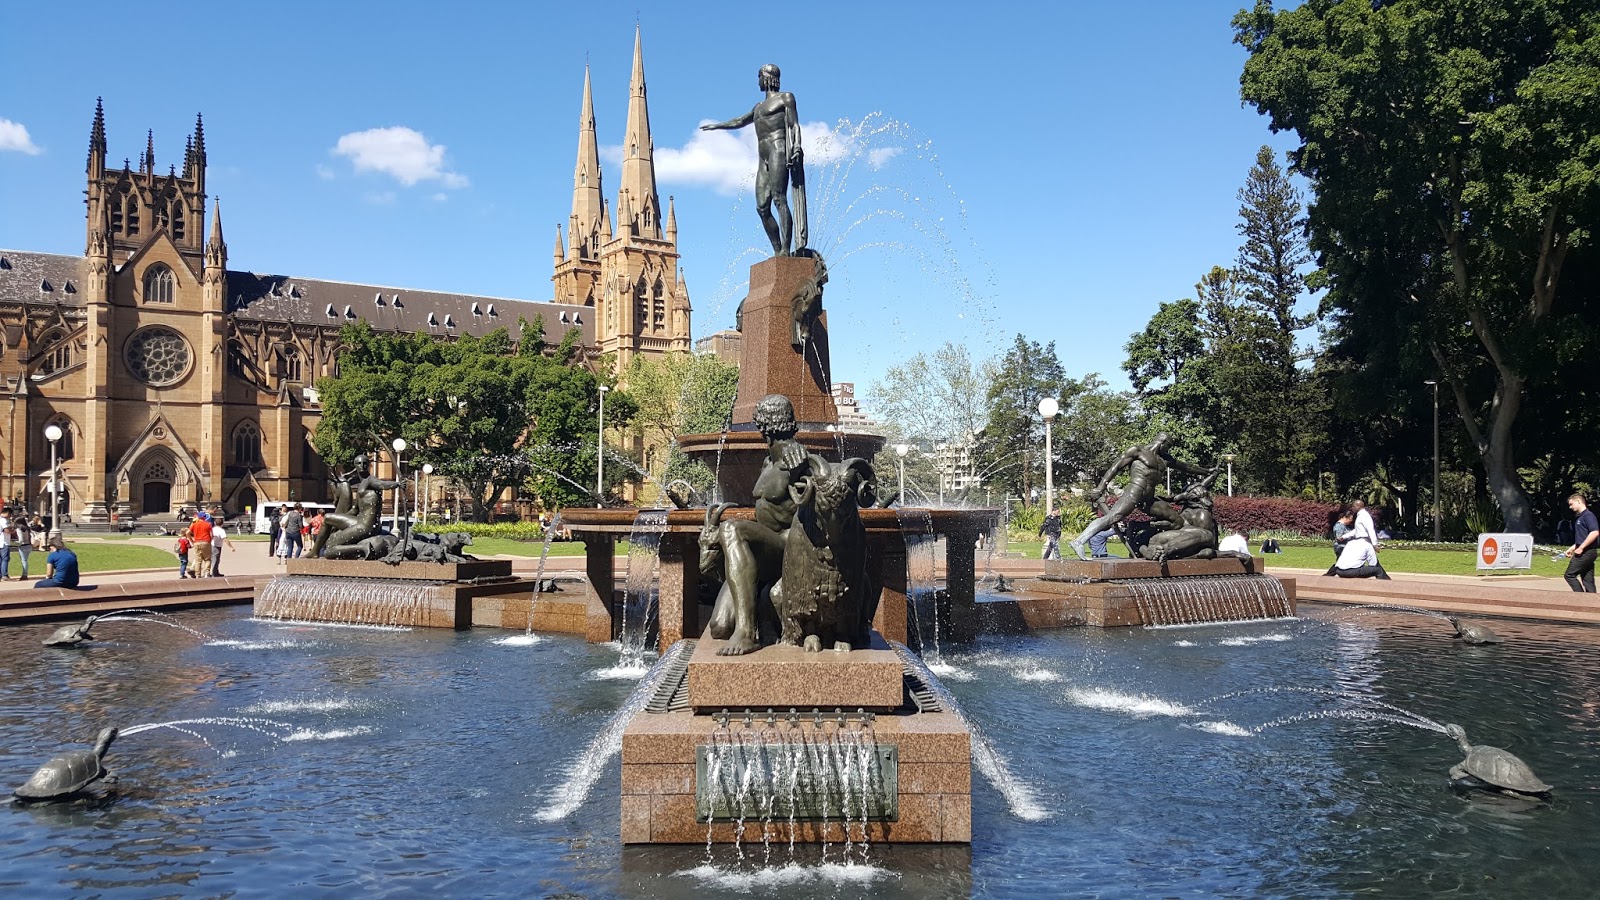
[1481,538,1500,565]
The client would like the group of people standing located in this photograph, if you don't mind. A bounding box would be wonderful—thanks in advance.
[1325,498,1390,580]
[267,504,322,562]
[0,508,48,581]
[172,510,232,578]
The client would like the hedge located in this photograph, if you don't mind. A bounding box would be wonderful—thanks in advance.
[1212,496,1344,538]
[414,521,562,541]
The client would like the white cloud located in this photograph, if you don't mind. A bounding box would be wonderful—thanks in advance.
[431,192,448,202]
[867,147,903,169]
[315,163,336,180]
[636,120,902,196]
[0,119,42,155]
[332,126,469,189]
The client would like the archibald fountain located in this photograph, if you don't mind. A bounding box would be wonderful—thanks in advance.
[563,63,996,844]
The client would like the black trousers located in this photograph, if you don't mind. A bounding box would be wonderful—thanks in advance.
[1566,548,1597,593]
[1324,563,1391,580]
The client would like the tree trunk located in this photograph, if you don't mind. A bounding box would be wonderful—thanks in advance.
[1481,439,1533,533]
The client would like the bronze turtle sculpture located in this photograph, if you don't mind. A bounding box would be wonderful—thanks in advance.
[42,616,98,648]
[1447,617,1501,645]
[1444,723,1551,797]
[14,727,119,801]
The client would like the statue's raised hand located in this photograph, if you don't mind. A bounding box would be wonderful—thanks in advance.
[777,442,808,472]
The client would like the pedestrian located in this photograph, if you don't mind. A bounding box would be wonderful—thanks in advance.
[1038,510,1062,561]
[0,507,11,581]
[1562,492,1598,593]
[282,504,305,559]
[1350,499,1378,546]
[1218,528,1252,557]
[175,527,193,579]
[14,515,33,579]
[35,538,80,589]
[1324,532,1391,580]
[267,508,282,564]
[1087,525,1118,558]
[189,511,214,578]
[210,517,231,577]
[1331,511,1355,561]
[308,508,325,557]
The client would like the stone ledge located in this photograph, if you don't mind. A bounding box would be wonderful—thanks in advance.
[1041,556,1262,581]
[286,558,512,581]
[686,629,904,711]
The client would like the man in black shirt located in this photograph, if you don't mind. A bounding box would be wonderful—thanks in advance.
[1563,492,1598,593]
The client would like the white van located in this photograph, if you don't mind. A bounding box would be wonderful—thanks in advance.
[253,501,335,535]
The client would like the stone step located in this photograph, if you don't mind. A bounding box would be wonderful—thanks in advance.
[1295,579,1600,624]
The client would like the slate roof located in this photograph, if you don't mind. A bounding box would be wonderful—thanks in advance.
[0,249,592,345]
[0,251,88,306]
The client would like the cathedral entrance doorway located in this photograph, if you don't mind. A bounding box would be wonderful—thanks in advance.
[140,457,175,516]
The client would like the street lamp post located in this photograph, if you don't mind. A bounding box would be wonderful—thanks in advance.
[1424,379,1440,541]
[1037,397,1059,517]
[596,385,609,508]
[1223,453,1236,497]
[44,424,63,537]
[894,443,911,506]
[421,463,434,527]
[391,437,407,536]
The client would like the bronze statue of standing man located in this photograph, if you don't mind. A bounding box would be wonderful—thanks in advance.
[702,64,808,257]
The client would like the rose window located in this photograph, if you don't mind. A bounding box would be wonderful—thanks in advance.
[124,327,191,386]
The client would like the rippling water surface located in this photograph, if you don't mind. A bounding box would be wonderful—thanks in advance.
[3,604,1599,898]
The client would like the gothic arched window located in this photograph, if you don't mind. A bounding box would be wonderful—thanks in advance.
[154,198,170,232]
[36,330,73,376]
[44,415,76,462]
[171,201,186,240]
[653,279,665,330]
[143,265,175,304]
[635,276,649,324]
[279,344,304,383]
[123,191,141,236]
[233,420,262,468]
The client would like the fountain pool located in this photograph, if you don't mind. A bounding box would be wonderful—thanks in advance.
[4,604,1599,897]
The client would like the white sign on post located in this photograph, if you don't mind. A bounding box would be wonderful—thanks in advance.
[1476,532,1535,570]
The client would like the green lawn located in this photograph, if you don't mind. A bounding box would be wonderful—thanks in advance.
[466,538,615,558]
[1267,544,1570,578]
[10,542,178,574]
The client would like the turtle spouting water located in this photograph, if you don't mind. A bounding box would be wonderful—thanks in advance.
[1444,724,1551,797]
[1447,617,1501,645]
[14,727,119,801]
[42,616,98,648]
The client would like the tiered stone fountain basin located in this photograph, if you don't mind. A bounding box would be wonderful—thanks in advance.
[996,557,1297,628]
[560,505,999,648]
[253,558,571,631]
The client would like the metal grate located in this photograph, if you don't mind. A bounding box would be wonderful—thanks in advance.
[644,640,694,713]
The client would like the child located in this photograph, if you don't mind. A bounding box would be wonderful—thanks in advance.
[175,529,193,579]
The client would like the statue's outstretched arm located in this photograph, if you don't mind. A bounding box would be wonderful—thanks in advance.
[1160,450,1210,478]
[701,110,755,131]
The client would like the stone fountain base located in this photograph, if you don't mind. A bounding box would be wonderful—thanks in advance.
[621,628,972,844]
[990,556,1296,628]
[254,558,564,630]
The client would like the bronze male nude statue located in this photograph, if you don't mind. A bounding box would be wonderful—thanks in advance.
[702,64,808,257]
[1068,433,1213,560]
[702,395,808,655]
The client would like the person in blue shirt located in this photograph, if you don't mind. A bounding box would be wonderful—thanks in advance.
[1563,493,1598,593]
[35,540,80,589]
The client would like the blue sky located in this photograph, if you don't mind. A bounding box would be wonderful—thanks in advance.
[0,1,1300,395]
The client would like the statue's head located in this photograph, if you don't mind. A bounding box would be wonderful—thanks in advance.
[1150,431,1172,450]
[753,394,798,440]
[758,64,781,92]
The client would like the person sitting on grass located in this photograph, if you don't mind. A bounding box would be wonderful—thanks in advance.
[35,539,80,589]
[1324,533,1391,580]
[1218,528,1252,557]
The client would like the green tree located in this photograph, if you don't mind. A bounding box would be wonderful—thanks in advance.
[624,351,739,498]
[1236,0,1600,530]
[1123,296,1227,461]
[975,335,1067,502]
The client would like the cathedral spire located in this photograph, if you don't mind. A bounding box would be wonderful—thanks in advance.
[570,65,604,259]
[143,129,155,174]
[87,97,106,175]
[554,225,566,267]
[618,25,661,241]
[665,195,677,244]
[207,200,226,257]
[190,113,207,193]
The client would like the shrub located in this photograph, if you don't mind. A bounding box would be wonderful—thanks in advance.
[414,521,558,541]
[1213,495,1342,538]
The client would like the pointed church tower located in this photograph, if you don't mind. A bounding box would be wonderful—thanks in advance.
[616,25,662,241]
[86,102,208,271]
[203,199,228,304]
[593,25,688,374]
[551,67,607,307]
